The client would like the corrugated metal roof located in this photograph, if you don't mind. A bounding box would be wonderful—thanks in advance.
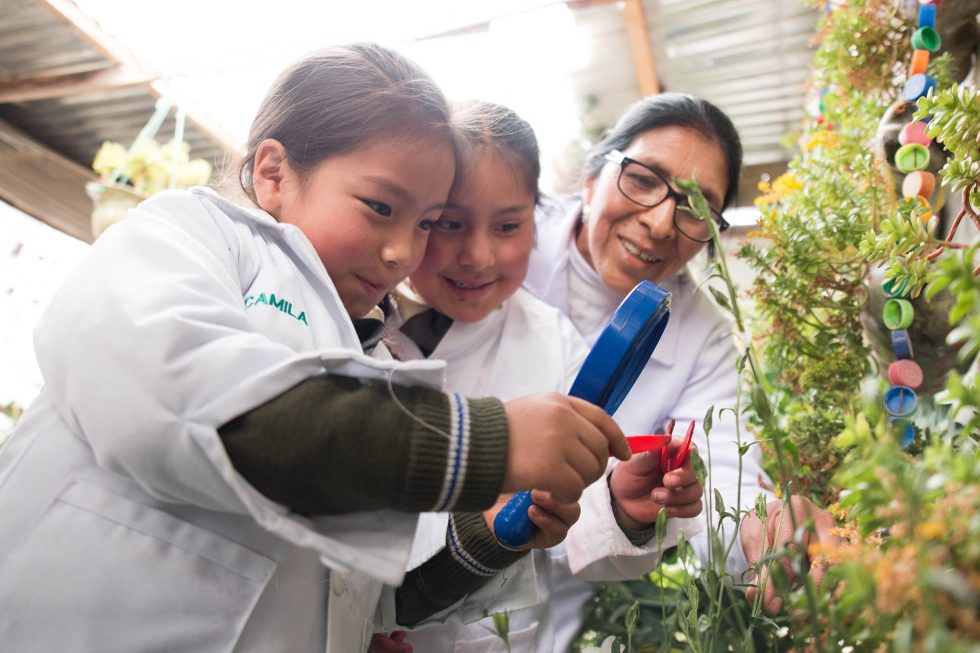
[568,0,818,166]
[0,0,238,239]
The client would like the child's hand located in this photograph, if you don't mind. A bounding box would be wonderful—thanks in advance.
[369,631,412,653]
[609,438,702,530]
[484,489,581,550]
[502,393,630,504]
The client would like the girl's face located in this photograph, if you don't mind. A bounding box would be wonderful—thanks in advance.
[577,126,729,294]
[409,146,535,323]
[255,135,455,318]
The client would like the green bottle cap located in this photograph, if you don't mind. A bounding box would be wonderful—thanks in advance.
[894,143,930,173]
[911,26,941,52]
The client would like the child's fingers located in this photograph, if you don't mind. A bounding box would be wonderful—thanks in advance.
[655,483,702,507]
[567,396,631,461]
[527,504,573,548]
[665,499,702,518]
[530,490,581,527]
[368,633,413,653]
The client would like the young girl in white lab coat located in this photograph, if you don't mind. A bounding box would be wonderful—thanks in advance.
[0,45,631,653]
[371,101,703,653]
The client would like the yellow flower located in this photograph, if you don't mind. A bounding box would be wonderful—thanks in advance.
[915,521,944,541]
[92,141,129,178]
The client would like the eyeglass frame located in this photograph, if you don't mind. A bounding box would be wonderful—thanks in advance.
[603,149,729,243]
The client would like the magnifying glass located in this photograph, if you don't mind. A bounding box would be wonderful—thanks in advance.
[493,280,671,548]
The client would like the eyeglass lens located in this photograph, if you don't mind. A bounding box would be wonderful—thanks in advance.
[618,161,714,242]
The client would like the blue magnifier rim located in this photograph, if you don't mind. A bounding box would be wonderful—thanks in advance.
[568,280,671,414]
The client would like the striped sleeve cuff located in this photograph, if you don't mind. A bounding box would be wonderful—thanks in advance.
[400,393,508,513]
[447,511,527,576]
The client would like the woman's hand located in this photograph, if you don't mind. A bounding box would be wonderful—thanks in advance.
[502,393,631,504]
[608,438,702,530]
[484,489,582,550]
[740,495,839,614]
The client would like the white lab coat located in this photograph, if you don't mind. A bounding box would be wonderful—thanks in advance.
[0,188,445,653]
[383,288,698,652]
[525,196,774,583]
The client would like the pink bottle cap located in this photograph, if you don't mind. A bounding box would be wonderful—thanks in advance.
[898,121,932,147]
[888,360,923,390]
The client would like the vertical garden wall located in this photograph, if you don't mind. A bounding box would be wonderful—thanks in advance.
[574,1,979,650]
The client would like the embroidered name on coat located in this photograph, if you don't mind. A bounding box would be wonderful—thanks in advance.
[244,292,309,325]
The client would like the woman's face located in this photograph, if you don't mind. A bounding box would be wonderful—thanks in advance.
[410,146,535,323]
[577,126,729,294]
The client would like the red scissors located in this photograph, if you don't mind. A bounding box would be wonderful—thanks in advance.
[659,419,696,472]
[624,419,696,471]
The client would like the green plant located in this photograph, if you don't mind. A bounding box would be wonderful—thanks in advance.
[92,137,212,197]
[575,3,979,650]
[859,83,980,297]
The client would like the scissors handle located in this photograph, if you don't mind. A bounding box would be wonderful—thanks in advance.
[662,420,696,472]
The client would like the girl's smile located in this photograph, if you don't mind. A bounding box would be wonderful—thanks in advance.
[410,146,535,324]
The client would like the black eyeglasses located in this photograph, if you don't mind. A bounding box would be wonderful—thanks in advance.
[604,150,729,243]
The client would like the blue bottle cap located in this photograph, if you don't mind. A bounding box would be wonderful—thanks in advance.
[918,4,936,28]
[891,328,914,359]
[883,385,918,418]
[903,73,937,102]
[892,418,916,448]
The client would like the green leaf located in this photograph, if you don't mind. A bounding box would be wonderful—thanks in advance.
[703,405,714,435]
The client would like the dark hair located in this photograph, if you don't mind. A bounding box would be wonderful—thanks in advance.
[450,100,540,202]
[239,43,454,201]
[584,93,742,209]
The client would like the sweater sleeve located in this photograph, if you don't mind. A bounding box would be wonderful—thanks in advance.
[395,511,528,626]
[219,374,509,515]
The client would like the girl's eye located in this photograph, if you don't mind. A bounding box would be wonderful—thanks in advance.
[418,219,436,231]
[435,218,462,232]
[497,222,522,234]
[362,199,392,217]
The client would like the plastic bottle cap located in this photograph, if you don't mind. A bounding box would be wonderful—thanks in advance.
[916,195,933,222]
[911,27,941,52]
[882,298,915,330]
[882,276,912,298]
[888,359,923,390]
[894,143,930,173]
[891,329,914,359]
[883,385,918,418]
[918,4,936,28]
[902,171,935,199]
[898,121,932,147]
[909,50,930,76]
[903,73,937,102]
[894,419,916,449]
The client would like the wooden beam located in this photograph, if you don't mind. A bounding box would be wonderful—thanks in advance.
[35,0,241,158]
[623,0,661,95]
[0,65,156,104]
[36,0,136,65]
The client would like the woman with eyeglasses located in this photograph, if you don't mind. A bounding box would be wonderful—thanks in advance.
[526,93,838,628]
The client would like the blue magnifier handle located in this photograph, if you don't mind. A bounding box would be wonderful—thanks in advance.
[492,281,670,549]
[493,490,536,549]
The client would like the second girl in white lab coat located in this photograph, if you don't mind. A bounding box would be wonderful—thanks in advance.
[371,101,704,653]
